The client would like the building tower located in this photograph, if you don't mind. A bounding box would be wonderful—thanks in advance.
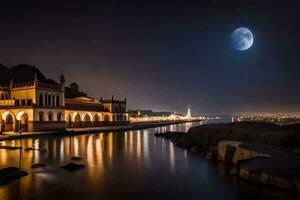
[185,106,192,120]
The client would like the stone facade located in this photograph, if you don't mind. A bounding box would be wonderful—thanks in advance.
[0,73,128,133]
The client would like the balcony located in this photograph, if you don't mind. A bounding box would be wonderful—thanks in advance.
[0,99,33,108]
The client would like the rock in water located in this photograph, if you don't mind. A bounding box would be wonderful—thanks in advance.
[25,147,47,152]
[25,147,36,151]
[70,156,82,161]
[61,163,85,172]
[31,163,46,169]
[0,167,28,186]
[37,148,47,152]
[190,146,199,152]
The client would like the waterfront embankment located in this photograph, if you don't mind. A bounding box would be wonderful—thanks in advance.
[0,120,200,141]
[155,121,300,191]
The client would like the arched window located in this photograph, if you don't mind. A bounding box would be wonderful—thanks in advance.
[48,112,53,121]
[56,96,60,107]
[52,96,55,107]
[45,94,48,106]
[57,113,63,121]
[6,114,13,123]
[5,93,8,99]
[67,114,72,122]
[39,112,44,121]
[84,114,91,122]
[20,113,28,124]
[94,114,100,122]
[75,114,81,122]
[104,115,110,122]
[39,94,43,106]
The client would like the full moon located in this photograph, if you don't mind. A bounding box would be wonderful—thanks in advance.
[230,27,254,51]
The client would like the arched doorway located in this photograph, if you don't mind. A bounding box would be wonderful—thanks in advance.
[94,114,100,127]
[104,114,110,122]
[19,113,28,132]
[74,114,82,128]
[66,114,72,128]
[5,113,15,132]
[48,112,53,121]
[57,112,63,121]
[84,114,92,127]
[39,112,44,121]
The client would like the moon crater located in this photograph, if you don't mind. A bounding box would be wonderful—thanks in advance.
[231,27,254,51]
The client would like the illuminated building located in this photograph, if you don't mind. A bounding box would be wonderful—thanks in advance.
[0,66,128,132]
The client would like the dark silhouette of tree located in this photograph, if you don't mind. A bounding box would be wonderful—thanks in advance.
[70,82,79,91]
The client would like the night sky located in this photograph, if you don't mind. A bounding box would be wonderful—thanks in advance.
[0,1,299,115]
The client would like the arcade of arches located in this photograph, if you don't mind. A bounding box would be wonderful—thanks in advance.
[0,111,28,132]
[0,70,128,133]
[64,111,128,128]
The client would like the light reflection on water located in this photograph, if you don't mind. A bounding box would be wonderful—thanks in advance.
[0,119,299,200]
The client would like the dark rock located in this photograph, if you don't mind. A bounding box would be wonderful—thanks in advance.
[25,147,36,151]
[25,147,47,152]
[70,156,82,161]
[156,121,300,191]
[61,163,85,172]
[0,167,28,185]
[37,148,47,152]
[31,163,46,169]
[206,146,218,160]
[230,166,239,175]
[175,122,300,151]
[190,146,199,152]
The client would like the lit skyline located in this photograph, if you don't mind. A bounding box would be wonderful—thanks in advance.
[0,1,299,115]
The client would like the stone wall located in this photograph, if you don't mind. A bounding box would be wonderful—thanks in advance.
[29,121,65,132]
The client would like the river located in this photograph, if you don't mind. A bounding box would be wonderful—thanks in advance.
[0,119,299,200]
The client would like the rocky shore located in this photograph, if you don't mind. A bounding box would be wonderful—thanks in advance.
[155,121,300,191]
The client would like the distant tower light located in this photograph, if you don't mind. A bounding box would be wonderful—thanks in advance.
[185,106,192,120]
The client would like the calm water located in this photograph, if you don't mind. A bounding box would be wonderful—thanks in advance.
[0,119,299,200]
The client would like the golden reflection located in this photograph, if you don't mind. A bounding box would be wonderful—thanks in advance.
[169,143,175,173]
[33,139,40,164]
[80,135,86,155]
[129,131,133,154]
[143,130,149,159]
[136,130,142,160]
[52,139,57,160]
[0,186,9,200]
[0,149,7,164]
[95,134,104,175]
[74,136,79,156]
[108,133,113,164]
[60,139,64,162]
[87,135,94,167]
[124,131,128,152]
